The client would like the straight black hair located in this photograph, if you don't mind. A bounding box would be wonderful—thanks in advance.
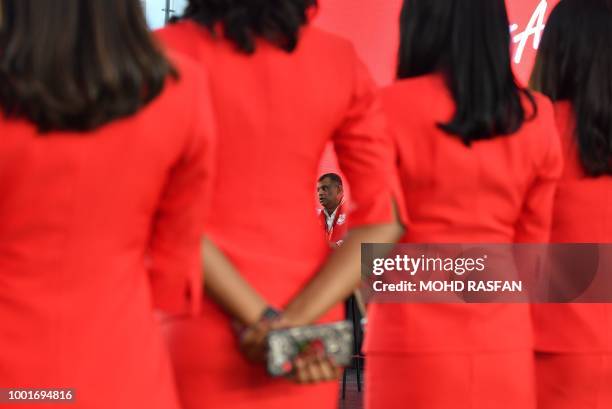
[397,0,536,145]
[531,0,612,176]
[0,0,176,132]
[318,173,343,186]
[178,0,317,54]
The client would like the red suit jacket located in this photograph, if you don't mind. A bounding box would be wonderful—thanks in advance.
[319,201,349,246]
[0,54,216,409]
[532,101,612,353]
[366,74,563,354]
[156,20,403,409]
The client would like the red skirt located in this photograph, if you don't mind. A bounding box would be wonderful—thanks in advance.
[366,351,536,409]
[536,353,612,409]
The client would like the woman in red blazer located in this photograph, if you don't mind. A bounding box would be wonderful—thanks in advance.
[155,1,404,409]
[530,1,612,407]
[0,1,215,408]
[365,1,563,408]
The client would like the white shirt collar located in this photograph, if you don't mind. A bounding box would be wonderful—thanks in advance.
[323,199,344,232]
[324,207,338,231]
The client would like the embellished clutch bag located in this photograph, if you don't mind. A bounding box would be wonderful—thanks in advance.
[266,321,354,377]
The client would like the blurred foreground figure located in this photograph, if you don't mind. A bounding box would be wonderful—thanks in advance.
[0,1,216,407]
[156,1,404,408]
[365,1,562,408]
[531,1,612,407]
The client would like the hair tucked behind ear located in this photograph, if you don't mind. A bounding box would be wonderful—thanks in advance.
[531,0,612,176]
[398,0,536,146]
[178,0,317,54]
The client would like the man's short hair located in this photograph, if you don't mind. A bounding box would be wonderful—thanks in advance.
[318,173,343,186]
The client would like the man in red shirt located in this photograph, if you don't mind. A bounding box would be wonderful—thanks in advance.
[317,173,348,247]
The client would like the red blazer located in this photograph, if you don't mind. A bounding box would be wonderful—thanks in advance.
[0,54,216,409]
[532,101,612,353]
[366,74,563,353]
[156,20,402,408]
[319,201,349,246]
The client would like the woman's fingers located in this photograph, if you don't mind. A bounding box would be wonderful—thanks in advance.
[292,354,341,384]
[294,357,310,383]
[304,356,324,382]
[316,355,337,380]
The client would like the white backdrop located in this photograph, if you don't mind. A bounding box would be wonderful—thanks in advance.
[142,0,188,30]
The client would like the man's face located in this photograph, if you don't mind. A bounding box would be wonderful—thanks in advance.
[317,177,342,210]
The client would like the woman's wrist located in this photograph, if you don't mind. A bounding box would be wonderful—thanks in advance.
[238,299,269,327]
[279,305,310,328]
[237,305,282,336]
[259,306,282,322]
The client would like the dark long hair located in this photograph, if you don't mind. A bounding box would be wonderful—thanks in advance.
[531,0,612,176]
[0,0,176,132]
[397,0,536,145]
[178,0,317,54]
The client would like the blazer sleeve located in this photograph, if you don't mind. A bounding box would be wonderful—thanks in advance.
[514,100,563,243]
[332,47,407,230]
[147,67,217,316]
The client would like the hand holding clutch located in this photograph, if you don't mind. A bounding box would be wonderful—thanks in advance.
[267,321,354,380]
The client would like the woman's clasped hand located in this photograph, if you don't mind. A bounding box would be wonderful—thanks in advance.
[235,315,342,384]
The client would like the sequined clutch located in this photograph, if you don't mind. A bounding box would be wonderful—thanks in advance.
[267,321,354,377]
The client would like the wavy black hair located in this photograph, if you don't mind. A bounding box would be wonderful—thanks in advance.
[531,0,612,176]
[177,0,317,54]
[0,0,176,132]
[397,0,536,145]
